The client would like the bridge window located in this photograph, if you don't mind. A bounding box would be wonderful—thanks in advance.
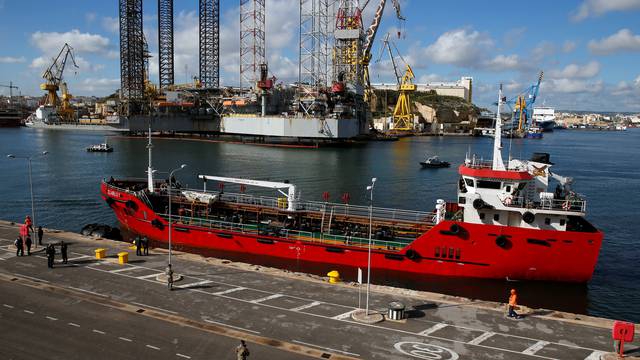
[544,217,551,225]
[458,196,466,204]
[465,178,475,187]
[479,213,485,220]
[505,185,512,192]
[477,180,501,189]
[493,213,500,221]
[560,219,566,226]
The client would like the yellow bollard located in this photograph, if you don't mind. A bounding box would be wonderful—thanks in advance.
[94,248,106,259]
[327,270,340,284]
[117,252,129,264]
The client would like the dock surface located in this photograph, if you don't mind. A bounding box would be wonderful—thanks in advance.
[0,221,637,360]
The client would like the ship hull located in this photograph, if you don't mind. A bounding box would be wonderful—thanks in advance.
[102,182,603,283]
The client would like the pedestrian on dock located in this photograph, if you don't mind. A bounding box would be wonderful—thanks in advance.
[236,340,250,360]
[60,241,68,264]
[142,237,149,256]
[37,226,43,245]
[46,244,55,268]
[135,236,142,256]
[166,264,174,291]
[14,237,23,257]
[25,236,32,256]
[507,289,522,319]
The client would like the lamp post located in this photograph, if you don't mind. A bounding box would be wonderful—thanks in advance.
[167,164,187,267]
[365,177,377,316]
[7,151,48,248]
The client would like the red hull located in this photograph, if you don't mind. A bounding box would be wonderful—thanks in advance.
[102,183,603,283]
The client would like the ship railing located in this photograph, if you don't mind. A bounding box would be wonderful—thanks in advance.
[500,195,587,213]
[159,214,410,251]
[171,188,435,225]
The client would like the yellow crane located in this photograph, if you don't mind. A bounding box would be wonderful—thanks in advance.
[40,43,78,121]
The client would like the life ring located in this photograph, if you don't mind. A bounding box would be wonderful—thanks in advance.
[522,211,535,224]
[405,249,420,260]
[473,199,485,210]
[504,195,513,206]
[562,200,571,211]
[495,235,509,248]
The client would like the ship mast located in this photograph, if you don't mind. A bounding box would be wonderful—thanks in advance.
[492,84,506,171]
[147,121,154,192]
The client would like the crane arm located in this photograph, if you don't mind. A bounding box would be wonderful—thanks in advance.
[42,43,79,85]
[362,0,403,62]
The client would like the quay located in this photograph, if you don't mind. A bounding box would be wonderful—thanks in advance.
[0,220,637,360]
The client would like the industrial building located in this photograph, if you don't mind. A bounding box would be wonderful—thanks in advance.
[372,76,473,103]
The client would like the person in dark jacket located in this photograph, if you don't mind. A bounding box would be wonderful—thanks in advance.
[142,237,149,256]
[25,236,32,256]
[14,237,23,257]
[46,244,55,268]
[135,236,142,256]
[37,226,44,245]
[60,241,68,264]
[235,340,250,360]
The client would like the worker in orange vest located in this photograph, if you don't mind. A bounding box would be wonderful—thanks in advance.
[508,289,522,318]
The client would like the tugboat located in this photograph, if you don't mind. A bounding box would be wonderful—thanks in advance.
[420,156,451,168]
[87,143,113,152]
[100,87,603,283]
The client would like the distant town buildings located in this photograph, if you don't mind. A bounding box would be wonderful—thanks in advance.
[372,76,473,102]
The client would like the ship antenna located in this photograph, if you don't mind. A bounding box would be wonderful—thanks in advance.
[147,121,154,192]
[492,84,506,171]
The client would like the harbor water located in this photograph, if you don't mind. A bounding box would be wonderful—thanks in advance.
[1,127,638,323]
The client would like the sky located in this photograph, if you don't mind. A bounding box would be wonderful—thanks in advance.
[0,0,639,112]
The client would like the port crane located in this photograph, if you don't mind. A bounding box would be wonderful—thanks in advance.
[40,43,79,120]
[375,34,415,131]
[0,82,20,105]
[504,71,543,137]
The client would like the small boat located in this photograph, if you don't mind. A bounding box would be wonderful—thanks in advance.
[87,143,113,152]
[420,156,450,168]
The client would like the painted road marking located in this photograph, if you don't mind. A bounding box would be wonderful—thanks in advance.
[137,273,163,280]
[132,301,178,315]
[204,319,261,334]
[23,309,34,314]
[293,340,360,357]
[109,266,142,273]
[66,255,91,262]
[146,344,161,351]
[46,316,58,321]
[585,351,607,360]
[93,329,106,335]
[467,331,495,345]
[176,353,191,359]
[394,342,459,360]
[522,340,550,355]
[17,274,49,283]
[251,294,284,304]
[68,322,80,327]
[175,280,212,289]
[3,304,14,309]
[212,287,246,295]
[332,310,357,320]
[68,286,108,298]
[119,337,133,342]
[290,301,322,312]
[418,323,448,336]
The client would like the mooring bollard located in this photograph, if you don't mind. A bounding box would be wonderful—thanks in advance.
[388,302,406,320]
[327,270,340,284]
[117,252,129,264]
[94,248,106,259]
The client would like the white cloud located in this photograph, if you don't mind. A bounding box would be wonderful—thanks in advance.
[85,12,97,23]
[546,79,603,93]
[503,27,526,48]
[588,29,640,55]
[0,56,26,63]
[563,40,577,53]
[531,41,555,61]
[571,0,640,21]
[635,75,640,87]
[483,54,529,72]
[423,28,493,68]
[549,61,600,79]
[31,29,110,55]
[102,17,119,33]
[73,78,120,94]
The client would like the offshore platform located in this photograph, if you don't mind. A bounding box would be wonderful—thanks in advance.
[118,0,405,144]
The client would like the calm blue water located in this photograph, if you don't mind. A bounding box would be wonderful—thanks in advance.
[1,127,638,322]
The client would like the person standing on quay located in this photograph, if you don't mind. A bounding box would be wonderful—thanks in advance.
[166,264,174,291]
[37,226,44,246]
[46,244,55,268]
[135,236,142,256]
[507,289,522,319]
[236,340,250,360]
[60,241,68,264]
[142,237,149,256]
[25,236,32,256]
[14,237,23,257]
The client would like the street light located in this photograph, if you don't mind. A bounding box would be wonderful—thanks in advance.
[365,177,377,316]
[167,164,187,267]
[7,151,48,248]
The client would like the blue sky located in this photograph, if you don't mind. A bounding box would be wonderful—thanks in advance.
[0,0,639,111]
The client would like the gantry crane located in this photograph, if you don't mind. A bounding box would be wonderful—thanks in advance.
[505,71,544,136]
[376,34,415,130]
[40,43,79,120]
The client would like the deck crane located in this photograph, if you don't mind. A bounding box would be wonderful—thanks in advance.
[504,71,543,137]
[375,34,416,131]
[360,0,405,103]
[40,43,79,121]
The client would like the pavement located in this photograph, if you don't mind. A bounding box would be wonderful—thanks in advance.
[0,220,638,360]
